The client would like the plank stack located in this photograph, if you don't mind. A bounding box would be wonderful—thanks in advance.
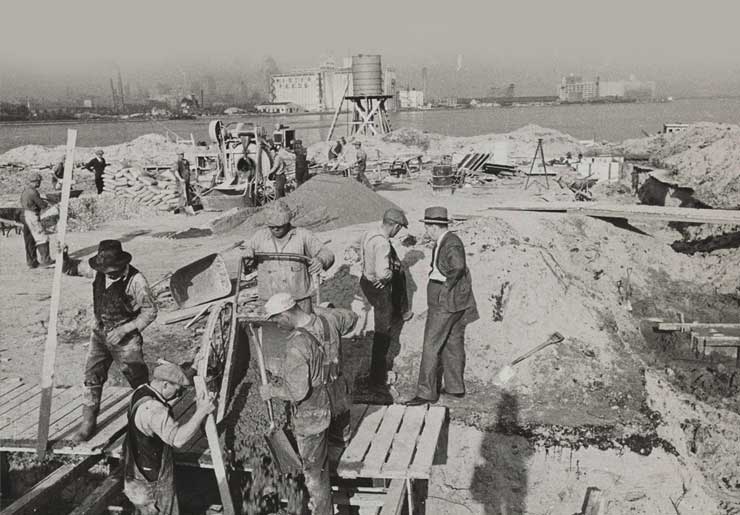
[101,167,182,211]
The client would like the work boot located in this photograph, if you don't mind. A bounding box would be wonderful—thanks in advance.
[36,242,54,267]
[71,405,99,444]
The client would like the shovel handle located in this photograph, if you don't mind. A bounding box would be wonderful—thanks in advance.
[248,323,275,424]
[510,332,564,366]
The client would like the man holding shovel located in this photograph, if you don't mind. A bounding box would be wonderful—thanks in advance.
[406,206,479,406]
[259,293,341,515]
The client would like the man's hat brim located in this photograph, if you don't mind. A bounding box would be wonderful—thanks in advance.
[420,217,452,224]
[88,252,132,273]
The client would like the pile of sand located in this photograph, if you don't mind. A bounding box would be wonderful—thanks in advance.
[612,123,740,208]
[67,195,162,231]
[238,174,402,233]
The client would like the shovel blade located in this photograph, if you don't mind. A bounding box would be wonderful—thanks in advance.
[265,428,302,475]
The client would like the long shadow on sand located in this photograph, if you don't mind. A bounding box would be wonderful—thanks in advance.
[68,229,151,259]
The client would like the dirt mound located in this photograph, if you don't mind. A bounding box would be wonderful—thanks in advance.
[241,175,402,233]
[67,195,162,231]
[612,123,740,208]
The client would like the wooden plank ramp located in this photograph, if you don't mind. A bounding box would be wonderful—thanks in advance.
[67,466,123,515]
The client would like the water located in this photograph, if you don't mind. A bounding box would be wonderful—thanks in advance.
[2,97,740,153]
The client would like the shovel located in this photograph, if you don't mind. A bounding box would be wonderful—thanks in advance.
[248,323,302,475]
[494,332,565,386]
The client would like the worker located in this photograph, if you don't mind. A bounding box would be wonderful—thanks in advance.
[123,361,216,515]
[260,293,339,515]
[352,141,372,189]
[328,137,346,162]
[406,206,478,406]
[173,151,193,208]
[64,240,158,442]
[269,145,294,199]
[50,157,66,190]
[294,139,309,187]
[354,208,412,391]
[242,200,334,313]
[20,172,53,268]
[84,149,108,195]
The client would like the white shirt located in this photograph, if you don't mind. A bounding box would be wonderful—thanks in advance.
[429,230,449,282]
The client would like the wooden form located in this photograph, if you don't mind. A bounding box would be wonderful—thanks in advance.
[690,327,740,367]
[656,322,740,332]
[36,129,77,458]
[486,202,740,225]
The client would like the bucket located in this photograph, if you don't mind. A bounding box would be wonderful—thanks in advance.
[170,253,232,308]
[431,165,455,187]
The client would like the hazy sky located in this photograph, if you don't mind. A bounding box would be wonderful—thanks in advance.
[2,0,740,100]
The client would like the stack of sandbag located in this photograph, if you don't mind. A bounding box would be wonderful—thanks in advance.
[102,167,181,211]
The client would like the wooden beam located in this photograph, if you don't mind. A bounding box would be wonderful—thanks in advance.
[67,466,123,515]
[36,129,77,458]
[657,322,740,332]
[580,486,605,515]
[379,479,407,515]
[1,453,101,515]
[486,202,740,225]
[194,376,235,515]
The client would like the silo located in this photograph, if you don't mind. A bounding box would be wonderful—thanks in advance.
[351,54,383,96]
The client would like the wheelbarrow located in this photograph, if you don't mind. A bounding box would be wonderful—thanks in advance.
[170,253,232,309]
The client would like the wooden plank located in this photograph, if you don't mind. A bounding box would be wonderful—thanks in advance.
[657,322,740,332]
[0,453,101,515]
[0,385,39,417]
[347,404,370,441]
[381,405,428,477]
[37,129,77,458]
[194,376,235,515]
[408,407,447,479]
[67,467,123,515]
[337,406,388,478]
[486,202,740,225]
[60,390,131,451]
[217,257,243,423]
[0,379,25,398]
[0,386,79,439]
[46,387,123,443]
[379,479,407,515]
[359,405,406,478]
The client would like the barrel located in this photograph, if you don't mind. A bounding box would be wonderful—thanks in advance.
[352,54,383,96]
[431,165,454,187]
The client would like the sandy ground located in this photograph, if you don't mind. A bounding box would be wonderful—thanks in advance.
[5,125,740,513]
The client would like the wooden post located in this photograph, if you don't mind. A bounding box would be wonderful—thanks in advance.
[36,129,77,458]
[327,80,350,142]
[194,376,235,515]
[581,487,605,515]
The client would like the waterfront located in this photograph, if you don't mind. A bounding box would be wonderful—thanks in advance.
[2,97,740,153]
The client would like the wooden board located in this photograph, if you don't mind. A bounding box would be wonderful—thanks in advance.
[0,379,25,398]
[337,406,388,478]
[358,405,406,478]
[67,467,123,515]
[657,322,740,332]
[408,407,447,479]
[379,479,407,515]
[486,202,740,225]
[380,406,428,477]
[0,453,101,515]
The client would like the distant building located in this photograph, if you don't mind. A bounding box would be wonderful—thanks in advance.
[82,99,94,109]
[255,102,303,114]
[663,123,689,134]
[559,75,599,102]
[559,74,656,102]
[271,56,396,112]
[398,89,425,109]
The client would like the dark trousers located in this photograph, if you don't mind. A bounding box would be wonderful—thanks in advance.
[275,174,286,198]
[95,172,104,194]
[295,165,308,186]
[360,277,393,385]
[22,223,38,267]
[416,281,467,400]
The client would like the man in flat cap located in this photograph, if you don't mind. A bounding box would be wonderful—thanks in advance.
[260,292,349,515]
[172,151,193,209]
[83,149,108,195]
[20,172,53,268]
[352,208,412,391]
[352,141,372,189]
[406,206,478,406]
[64,240,158,442]
[123,361,216,515]
[242,199,334,313]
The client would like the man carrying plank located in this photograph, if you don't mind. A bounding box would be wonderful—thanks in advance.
[63,240,158,442]
[123,361,216,515]
[259,293,345,515]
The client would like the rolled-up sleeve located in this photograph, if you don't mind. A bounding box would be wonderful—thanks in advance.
[127,273,158,331]
[135,401,179,447]
[303,231,335,270]
[370,237,391,282]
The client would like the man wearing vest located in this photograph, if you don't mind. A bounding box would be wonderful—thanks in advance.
[20,172,53,268]
[83,149,107,195]
[65,240,158,442]
[260,293,354,515]
[123,362,216,515]
[406,206,479,406]
[355,208,412,390]
[242,200,334,314]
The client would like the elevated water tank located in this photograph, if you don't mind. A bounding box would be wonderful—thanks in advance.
[352,54,383,96]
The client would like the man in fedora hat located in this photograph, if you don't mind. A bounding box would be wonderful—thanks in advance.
[123,361,216,515]
[83,149,108,195]
[406,206,478,406]
[20,172,53,268]
[242,199,334,313]
[352,207,412,391]
[260,292,351,515]
[64,240,158,442]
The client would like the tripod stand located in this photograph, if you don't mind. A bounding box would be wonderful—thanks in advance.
[524,138,550,190]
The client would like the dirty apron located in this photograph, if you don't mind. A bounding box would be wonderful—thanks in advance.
[256,238,312,302]
[22,209,48,244]
[123,385,178,515]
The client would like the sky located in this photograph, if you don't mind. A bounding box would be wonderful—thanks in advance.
[2,0,740,101]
